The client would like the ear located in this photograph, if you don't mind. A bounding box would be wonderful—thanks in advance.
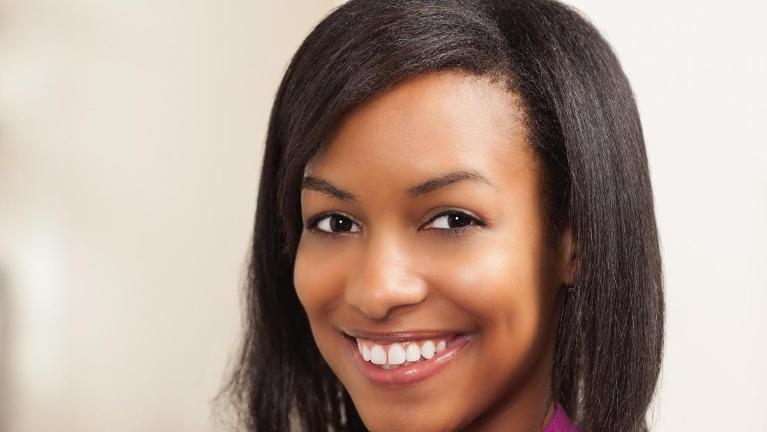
[556,226,577,286]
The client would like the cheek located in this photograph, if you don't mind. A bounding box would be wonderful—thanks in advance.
[431,232,549,324]
[293,237,347,316]
[430,229,556,368]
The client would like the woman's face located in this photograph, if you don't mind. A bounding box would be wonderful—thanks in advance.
[294,71,574,432]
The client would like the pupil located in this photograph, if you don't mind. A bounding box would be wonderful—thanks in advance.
[448,213,471,228]
[330,215,352,232]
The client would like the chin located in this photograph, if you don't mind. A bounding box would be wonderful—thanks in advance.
[353,402,460,432]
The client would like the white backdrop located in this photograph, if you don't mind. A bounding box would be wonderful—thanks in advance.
[0,1,765,431]
[0,1,334,431]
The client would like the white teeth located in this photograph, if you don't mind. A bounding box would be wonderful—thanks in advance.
[406,343,421,362]
[370,344,387,365]
[387,343,407,365]
[356,338,452,367]
[420,340,435,359]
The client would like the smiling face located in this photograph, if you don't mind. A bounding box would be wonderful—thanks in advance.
[293,71,574,432]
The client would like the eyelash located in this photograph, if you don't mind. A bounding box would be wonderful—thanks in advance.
[304,209,487,239]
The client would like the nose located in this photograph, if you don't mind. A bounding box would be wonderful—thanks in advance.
[344,232,428,320]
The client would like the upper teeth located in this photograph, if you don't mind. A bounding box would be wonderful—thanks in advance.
[356,338,448,368]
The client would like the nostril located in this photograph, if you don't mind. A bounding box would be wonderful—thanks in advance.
[345,280,429,320]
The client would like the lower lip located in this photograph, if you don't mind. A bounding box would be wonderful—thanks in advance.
[343,333,475,387]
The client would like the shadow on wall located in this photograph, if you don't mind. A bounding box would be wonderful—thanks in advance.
[0,267,10,432]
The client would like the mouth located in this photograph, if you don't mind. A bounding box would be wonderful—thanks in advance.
[340,330,476,386]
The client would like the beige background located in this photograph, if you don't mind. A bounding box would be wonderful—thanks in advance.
[0,1,334,431]
[0,1,765,431]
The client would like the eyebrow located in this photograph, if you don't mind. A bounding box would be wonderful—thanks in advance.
[301,169,496,201]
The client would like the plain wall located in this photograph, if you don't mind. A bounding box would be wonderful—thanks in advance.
[0,1,334,431]
[1,1,765,431]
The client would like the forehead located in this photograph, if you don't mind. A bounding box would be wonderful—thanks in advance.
[305,71,533,195]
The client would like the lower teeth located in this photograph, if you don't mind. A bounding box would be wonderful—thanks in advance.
[378,360,422,370]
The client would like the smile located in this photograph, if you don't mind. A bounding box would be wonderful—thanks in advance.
[356,337,448,368]
[341,331,476,386]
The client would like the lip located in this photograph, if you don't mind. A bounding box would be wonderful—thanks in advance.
[343,329,465,345]
[341,331,476,387]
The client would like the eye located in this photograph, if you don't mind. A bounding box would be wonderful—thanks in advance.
[423,210,485,235]
[306,213,361,236]
[305,209,486,238]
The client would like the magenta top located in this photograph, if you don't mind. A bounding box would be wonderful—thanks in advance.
[542,403,579,432]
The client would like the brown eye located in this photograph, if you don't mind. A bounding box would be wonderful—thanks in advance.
[311,214,361,234]
[424,210,484,233]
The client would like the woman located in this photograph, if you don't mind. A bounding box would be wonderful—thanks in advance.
[223,0,664,431]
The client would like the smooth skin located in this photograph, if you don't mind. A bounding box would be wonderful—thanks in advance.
[294,70,575,432]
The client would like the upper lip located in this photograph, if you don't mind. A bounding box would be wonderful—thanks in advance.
[342,328,464,343]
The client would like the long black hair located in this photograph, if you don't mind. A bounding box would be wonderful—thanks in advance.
[220,1,664,431]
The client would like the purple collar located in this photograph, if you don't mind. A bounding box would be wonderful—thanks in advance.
[542,403,579,432]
